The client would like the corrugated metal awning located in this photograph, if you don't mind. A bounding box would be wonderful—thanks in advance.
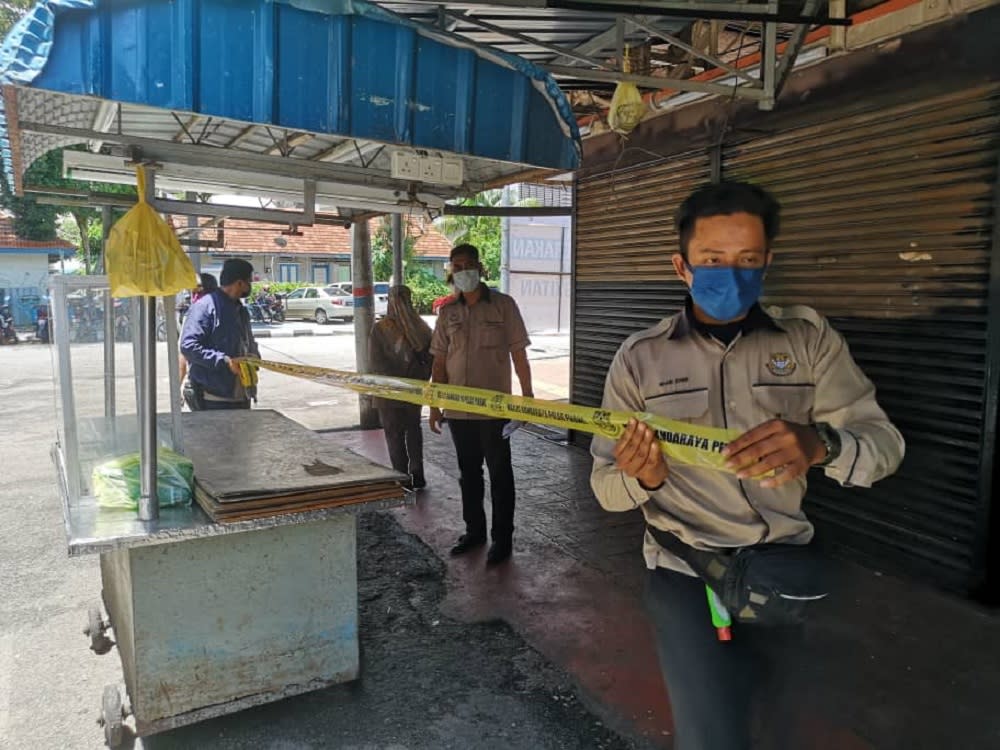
[0,0,581,219]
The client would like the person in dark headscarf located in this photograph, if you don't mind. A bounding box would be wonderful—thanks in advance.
[369,285,433,489]
[191,272,218,304]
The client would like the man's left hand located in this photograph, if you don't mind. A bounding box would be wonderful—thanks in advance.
[722,420,827,489]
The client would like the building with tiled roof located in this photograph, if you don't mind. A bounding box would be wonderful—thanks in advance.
[0,214,75,326]
[173,215,452,285]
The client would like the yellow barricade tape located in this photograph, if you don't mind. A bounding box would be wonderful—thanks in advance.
[239,359,742,473]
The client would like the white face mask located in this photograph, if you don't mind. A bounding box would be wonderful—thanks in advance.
[452,269,480,293]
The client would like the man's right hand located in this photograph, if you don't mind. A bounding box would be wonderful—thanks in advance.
[429,407,444,434]
[613,418,668,490]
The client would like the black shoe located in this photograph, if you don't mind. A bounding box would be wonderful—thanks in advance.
[411,472,426,490]
[486,542,512,566]
[450,534,487,556]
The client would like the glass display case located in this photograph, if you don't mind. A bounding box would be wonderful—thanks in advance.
[49,274,185,550]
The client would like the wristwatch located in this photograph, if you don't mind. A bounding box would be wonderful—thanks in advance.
[813,422,842,466]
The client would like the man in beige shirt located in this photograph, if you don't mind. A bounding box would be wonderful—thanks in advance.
[430,243,533,566]
[591,182,904,749]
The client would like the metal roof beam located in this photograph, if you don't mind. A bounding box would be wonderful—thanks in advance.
[626,16,758,84]
[18,120,483,193]
[442,9,614,69]
[264,129,315,156]
[312,139,384,164]
[544,20,622,66]
[87,100,117,153]
[223,124,258,149]
[542,63,767,98]
[391,0,851,24]
[774,0,823,94]
[442,205,572,217]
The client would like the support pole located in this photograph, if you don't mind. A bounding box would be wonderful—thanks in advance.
[500,186,511,294]
[391,213,404,286]
[137,296,158,521]
[186,191,201,273]
[352,221,379,429]
[101,206,116,419]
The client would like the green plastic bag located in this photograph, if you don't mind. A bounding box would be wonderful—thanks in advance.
[93,448,195,510]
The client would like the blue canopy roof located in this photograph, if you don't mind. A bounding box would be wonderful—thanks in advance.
[0,0,580,191]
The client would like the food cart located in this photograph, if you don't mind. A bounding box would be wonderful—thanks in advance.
[50,274,409,746]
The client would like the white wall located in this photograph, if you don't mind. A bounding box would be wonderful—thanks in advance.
[0,254,49,290]
[507,217,572,333]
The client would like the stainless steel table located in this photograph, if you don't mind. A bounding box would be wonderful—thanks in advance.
[61,410,410,744]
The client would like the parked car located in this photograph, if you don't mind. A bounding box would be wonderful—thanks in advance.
[327,281,390,317]
[282,286,355,324]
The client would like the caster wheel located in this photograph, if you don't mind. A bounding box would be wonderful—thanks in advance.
[99,685,124,748]
[84,606,114,655]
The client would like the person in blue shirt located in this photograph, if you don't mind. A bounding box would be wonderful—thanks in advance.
[180,259,259,411]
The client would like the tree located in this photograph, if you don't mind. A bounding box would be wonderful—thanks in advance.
[2,148,136,272]
[434,189,538,281]
[370,216,416,282]
[0,1,35,38]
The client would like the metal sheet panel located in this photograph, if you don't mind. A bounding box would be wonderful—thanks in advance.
[572,83,1000,592]
[0,0,580,189]
[721,83,1000,592]
[572,151,710,408]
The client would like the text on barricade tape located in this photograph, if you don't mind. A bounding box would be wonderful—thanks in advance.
[240,359,742,472]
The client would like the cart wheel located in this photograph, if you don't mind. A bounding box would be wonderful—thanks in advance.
[100,685,124,748]
[84,607,114,655]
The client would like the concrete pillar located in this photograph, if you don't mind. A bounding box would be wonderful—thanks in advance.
[351,221,379,429]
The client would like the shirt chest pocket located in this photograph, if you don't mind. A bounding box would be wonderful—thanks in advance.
[645,388,711,425]
[480,321,506,349]
[751,383,816,423]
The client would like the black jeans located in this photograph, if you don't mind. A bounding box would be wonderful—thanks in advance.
[644,567,803,750]
[378,404,424,477]
[183,382,250,411]
[447,418,515,544]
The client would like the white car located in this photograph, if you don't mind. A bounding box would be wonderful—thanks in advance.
[282,286,355,324]
[327,282,390,317]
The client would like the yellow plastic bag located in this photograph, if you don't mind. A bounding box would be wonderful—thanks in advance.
[608,81,645,135]
[106,166,198,297]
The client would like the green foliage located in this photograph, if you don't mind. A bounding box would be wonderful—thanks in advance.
[0,1,34,38]
[371,216,416,282]
[2,148,136,271]
[404,266,450,314]
[251,281,311,296]
[434,189,539,281]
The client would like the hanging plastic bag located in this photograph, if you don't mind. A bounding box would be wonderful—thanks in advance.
[106,166,198,297]
[93,448,195,510]
[608,81,645,135]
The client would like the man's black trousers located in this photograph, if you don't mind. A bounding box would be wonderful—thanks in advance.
[448,418,515,544]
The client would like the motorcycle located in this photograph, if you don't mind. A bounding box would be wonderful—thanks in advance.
[267,294,285,323]
[0,308,18,345]
[34,307,49,344]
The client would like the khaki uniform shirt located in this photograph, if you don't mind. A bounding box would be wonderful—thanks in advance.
[590,302,905,575]
[430,286,531,419]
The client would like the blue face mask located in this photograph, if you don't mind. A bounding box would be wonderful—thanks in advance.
[687,264,766,322]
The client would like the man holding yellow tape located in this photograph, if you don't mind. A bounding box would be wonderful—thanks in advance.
[591,182,904,749]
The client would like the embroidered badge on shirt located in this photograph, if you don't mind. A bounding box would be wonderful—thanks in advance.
[766,353,797,377]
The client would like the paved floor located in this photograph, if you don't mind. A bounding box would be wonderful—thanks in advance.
[345,424,1000,750]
